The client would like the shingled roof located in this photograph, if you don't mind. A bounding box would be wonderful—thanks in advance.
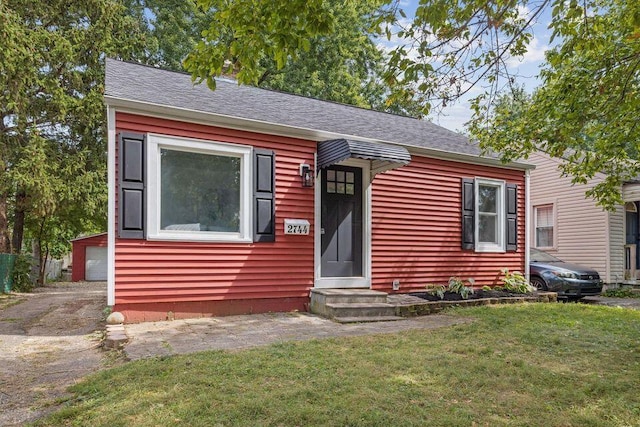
[104,59,527,167]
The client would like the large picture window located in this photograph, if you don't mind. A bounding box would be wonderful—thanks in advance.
[475,179,505,252]
[147,134,252,242]
[160,149,240,232]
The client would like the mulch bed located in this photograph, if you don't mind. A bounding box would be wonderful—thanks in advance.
[409,289,532,302]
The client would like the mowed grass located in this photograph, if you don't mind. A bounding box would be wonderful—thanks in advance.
[39,304,640,427]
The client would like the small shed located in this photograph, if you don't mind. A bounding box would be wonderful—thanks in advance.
[71,233,108,281]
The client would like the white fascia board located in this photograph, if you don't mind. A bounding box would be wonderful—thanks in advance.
[104,95,535,171]
[407,146,535,171]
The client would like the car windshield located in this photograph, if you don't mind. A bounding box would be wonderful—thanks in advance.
[530,248,563,263]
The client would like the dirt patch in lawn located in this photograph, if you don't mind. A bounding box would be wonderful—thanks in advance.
[0,281,108,426]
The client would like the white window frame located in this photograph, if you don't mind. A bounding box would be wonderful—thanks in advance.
[534,204,555,249]
[146,134,252,243]
[475,178,506,253]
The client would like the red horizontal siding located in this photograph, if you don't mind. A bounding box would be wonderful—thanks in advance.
[371,155,526,292]
[113,112,527,317]
[114,113,316,307]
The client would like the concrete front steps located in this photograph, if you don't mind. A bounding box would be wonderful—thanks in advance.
[309,289,404,323]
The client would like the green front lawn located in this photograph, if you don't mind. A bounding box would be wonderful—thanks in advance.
[40,304,640,426]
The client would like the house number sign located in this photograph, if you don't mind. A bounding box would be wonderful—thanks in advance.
[284,219,310,235]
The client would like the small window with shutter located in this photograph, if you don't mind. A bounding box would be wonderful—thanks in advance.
[461,177,518,253]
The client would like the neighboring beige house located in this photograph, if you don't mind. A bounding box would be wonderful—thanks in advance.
[529,151,628,285]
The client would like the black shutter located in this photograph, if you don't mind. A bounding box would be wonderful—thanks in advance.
[506,183,518,251]
[461,178,475,250]
[118,132,146,239]
[253,149,276,242]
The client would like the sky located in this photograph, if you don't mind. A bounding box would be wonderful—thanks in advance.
[383,0,556,132]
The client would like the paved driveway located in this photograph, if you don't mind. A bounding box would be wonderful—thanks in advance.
[0,282,107,426]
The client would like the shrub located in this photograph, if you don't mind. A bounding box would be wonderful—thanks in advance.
[426,284,446,300]
[499,268,535,294]
[448,277,475,299]
[12,255,35,293]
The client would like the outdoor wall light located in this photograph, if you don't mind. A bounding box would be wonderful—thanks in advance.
[299,164,314,187]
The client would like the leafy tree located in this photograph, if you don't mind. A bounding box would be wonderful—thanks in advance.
[0,0,146,281]
[133,0,421,115]
[185,0,640,208]
[470,0,640,209]
[253,0,422,116]
[123,0,214,71]
[185,0,542,116]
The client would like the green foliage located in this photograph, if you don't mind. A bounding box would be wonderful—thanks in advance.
[183,0,640,206]
[427,277,476,299]
[469,0,640,209]
[179,0,422,116]
[498,268,535,294]
[602,288,640,299]
[255,0,423,116]
[184,0,334,89]
[426,283,446,300]
[123,0,215,72]
[448,277,475,300]
[0,0,146,268]
[102,305,113,320]
[11,254,34,293]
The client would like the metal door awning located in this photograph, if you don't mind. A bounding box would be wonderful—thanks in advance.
[317,138,411,176]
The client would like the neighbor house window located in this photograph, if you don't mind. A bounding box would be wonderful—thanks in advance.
[146,134,252,242]
[535,204,554,248]
[476,179,505,252]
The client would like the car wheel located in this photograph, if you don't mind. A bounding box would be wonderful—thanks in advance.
[530,276,548,291]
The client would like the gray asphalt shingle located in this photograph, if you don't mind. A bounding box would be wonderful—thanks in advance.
[105,59,483,157]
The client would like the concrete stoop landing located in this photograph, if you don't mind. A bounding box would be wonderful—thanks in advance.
[309,289,405,323]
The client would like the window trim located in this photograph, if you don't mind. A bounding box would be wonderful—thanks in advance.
[533,203,555,249]
[146,133,253,243]
[475,178,506,253]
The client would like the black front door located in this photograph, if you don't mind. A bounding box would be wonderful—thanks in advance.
[321,165,363,277]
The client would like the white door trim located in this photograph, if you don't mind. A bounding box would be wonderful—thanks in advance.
[314,158,372,288]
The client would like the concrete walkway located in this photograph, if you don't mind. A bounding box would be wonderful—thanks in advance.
[123,312,470,360]
[121,294,640,361]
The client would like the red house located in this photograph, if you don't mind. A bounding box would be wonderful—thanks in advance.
[105,59,533,322]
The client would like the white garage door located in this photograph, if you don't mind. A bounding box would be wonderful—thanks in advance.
[85,246,108,281]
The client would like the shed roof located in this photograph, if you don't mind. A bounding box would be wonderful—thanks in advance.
[104,59,531,169]
[70,232,107,242]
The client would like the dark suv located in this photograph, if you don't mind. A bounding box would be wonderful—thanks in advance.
[529,248,603,299]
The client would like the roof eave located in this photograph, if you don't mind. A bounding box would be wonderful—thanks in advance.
[104,95,535,171]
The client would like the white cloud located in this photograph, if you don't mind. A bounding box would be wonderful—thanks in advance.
[506,36,549,68]
[431,101,474,133]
